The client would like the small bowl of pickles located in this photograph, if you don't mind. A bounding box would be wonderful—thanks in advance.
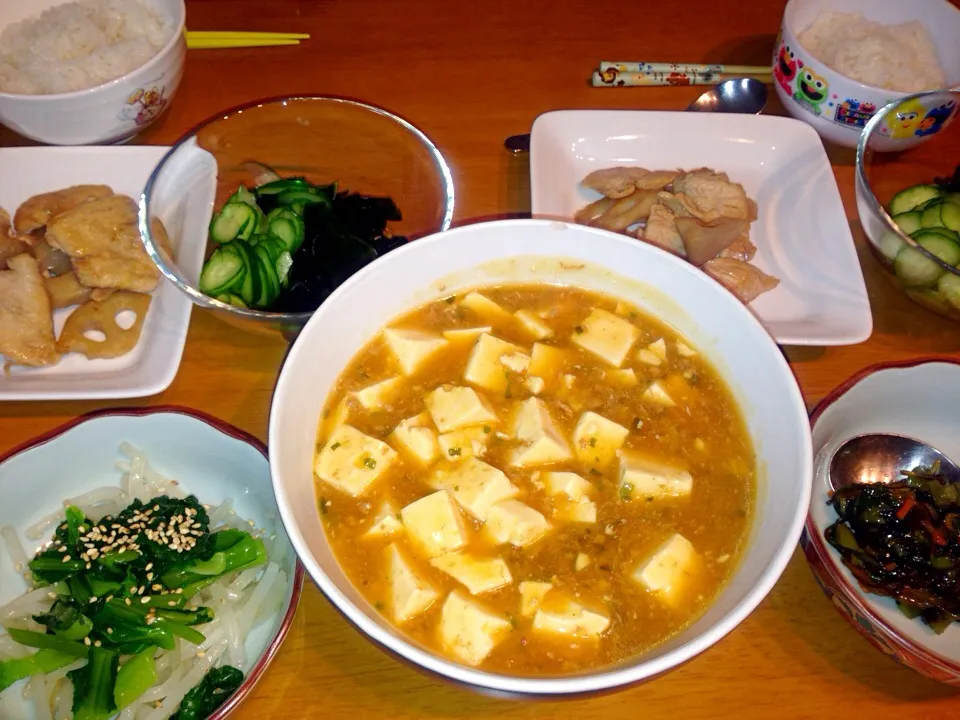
[139,96,455,336]
[855,90,960,321]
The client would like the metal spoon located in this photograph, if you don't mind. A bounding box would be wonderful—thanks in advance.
[828,433,960,492]
[503,77,768,154]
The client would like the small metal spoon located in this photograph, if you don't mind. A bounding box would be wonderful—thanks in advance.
[503,77,768,154]
[828,433,960,492]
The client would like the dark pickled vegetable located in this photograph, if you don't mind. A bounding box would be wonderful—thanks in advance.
[824,461,960,633]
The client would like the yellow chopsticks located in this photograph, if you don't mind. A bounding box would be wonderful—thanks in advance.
[185,31,310,50]
[593,61,772,87]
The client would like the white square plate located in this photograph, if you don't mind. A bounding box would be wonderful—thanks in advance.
[530,110,873,346]
[0,146,198,400]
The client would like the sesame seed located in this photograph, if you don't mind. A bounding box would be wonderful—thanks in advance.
[83,637,91,646]
[89,596,98,603]
[196,651,206,658]
[125,598,132,606]
[146,617,156,625]
[106,628,113,634]
[14,562,22,572]
[247,519,256,527]
[86,563,92,569]
[141,597,150,604]
[175,588,183,594]
[146,573,154,581]
[62,556,71,563]
[58,546,67,553]
[151,584,162,591]
[47,592,56,599]
[145,563,153,571]
[168,601,177,607]
[93,641,101,647]
[138,586,145,595]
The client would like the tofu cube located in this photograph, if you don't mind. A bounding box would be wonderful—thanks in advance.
[571,308,640,367]
[648,338,667,360]
[389,412,440,465]
[525,376,546,395]
[509,398,572,467]
[438,426,490,461]
[542,471,592,501]
[431,458,519,521]
[383,328,449,376]
[499,352,530,375]
[443,326,493,343]
[385,544,439,623]
[532,594,610,640]
[575,553,591,571]
[364,501,403,540]
[484,500,551,547]
[318,396,354,440]
[425,385,498,433]
[430,553,513,595]
[555,497,598,524]
[459,292,515,326]
[631,533,700,606]
[519,581,553,618]
[315,425,398,497]
[619,453,693,500]
[438,590,513,666]
[352,376,404,410]
[529,343,566,379]
[400,491,469,558]
[605,368,638,388]
[636,349,662,367]
[675,340,698,357]
[572,412,629,468]
[642,381,676,407]
[514,310,554,340]
[464,333,528,394]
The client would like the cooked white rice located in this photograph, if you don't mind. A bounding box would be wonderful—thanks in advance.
[0,0,173,95]
[798,11,946,93]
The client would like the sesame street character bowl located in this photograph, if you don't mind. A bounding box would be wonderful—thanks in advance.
[856,90,960,322]
[775,0,960,150]
[803,360,960,686]
[0,0,185,145]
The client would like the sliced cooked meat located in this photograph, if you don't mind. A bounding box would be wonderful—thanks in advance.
[703,257,779,303]
[0,254,58,367]
[671,169,752,220]
[0,208,29,271]
[641,203,686,256]
[597,190,659,231]
[719,234,757,262]
[675,217,750,266]
[43,271,93,309]
[13,184,113,234]
[581,167,652,198]
[574,197,617,224]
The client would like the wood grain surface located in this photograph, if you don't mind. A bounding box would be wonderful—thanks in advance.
[2,0,960,717]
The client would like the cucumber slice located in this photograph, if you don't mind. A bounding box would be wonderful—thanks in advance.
[210,202,258,243]
[265,207,306,252]
[920,200,949,229]
[894,247,944,287]
[892,211,922,235]
[277,188,329,208]
[945,192,960,206]
[889,185,942,215]
[916,232,960,266]
[228,185,258,209]
[198,247,244,296]
[215,293,248,309]
[254,177,313,196]
[937,272,960,311]
[912,226,960,243]
[257,234,288,262]
[941,200,960,232]
[231,241,261,307]
[878,232,907,261]
[276,250,293,288]
[253,245,280,308]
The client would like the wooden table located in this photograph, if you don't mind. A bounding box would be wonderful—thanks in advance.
[3,0,960,717]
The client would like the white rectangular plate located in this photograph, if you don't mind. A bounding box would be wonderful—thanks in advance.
[530,110,872,346]
[0,145,197,400]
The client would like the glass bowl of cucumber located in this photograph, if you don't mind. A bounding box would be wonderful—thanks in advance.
[139,96,455,336]
[855,89,960,321]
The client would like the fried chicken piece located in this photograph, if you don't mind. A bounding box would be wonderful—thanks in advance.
[0,208,29,270]
[43,271,93,309]
[718,234,757,262]
[44,195,162,293]
[13,184,113,234]
[671,169,754,221]
[640,203,686,256]
[703,258,779,303]
[581,167,678,199]
[0,254,58,366]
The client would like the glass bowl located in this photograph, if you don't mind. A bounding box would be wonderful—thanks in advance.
[856,89,960,321]
[139,96,455,336]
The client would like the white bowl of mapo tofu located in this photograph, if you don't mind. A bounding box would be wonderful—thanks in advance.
[269,219,812,694]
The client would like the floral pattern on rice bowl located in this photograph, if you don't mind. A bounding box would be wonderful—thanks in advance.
[119,80,170,126]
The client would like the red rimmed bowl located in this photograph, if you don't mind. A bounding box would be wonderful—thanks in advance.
[0,406,304,718]
[802,359,960,686]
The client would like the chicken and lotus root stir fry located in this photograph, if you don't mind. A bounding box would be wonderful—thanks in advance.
[574,167,779,304]
[0,186,172,368]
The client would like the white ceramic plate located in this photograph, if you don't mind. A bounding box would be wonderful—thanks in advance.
[530,110,873,346]
[0,146,199,400]
[0,408,304,718]
[805,360,960,683]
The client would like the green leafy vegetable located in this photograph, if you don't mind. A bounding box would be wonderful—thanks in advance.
[171,665,244,720]
[0,649,77,693]
[69,645,119,720]
[114,648,157,710]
